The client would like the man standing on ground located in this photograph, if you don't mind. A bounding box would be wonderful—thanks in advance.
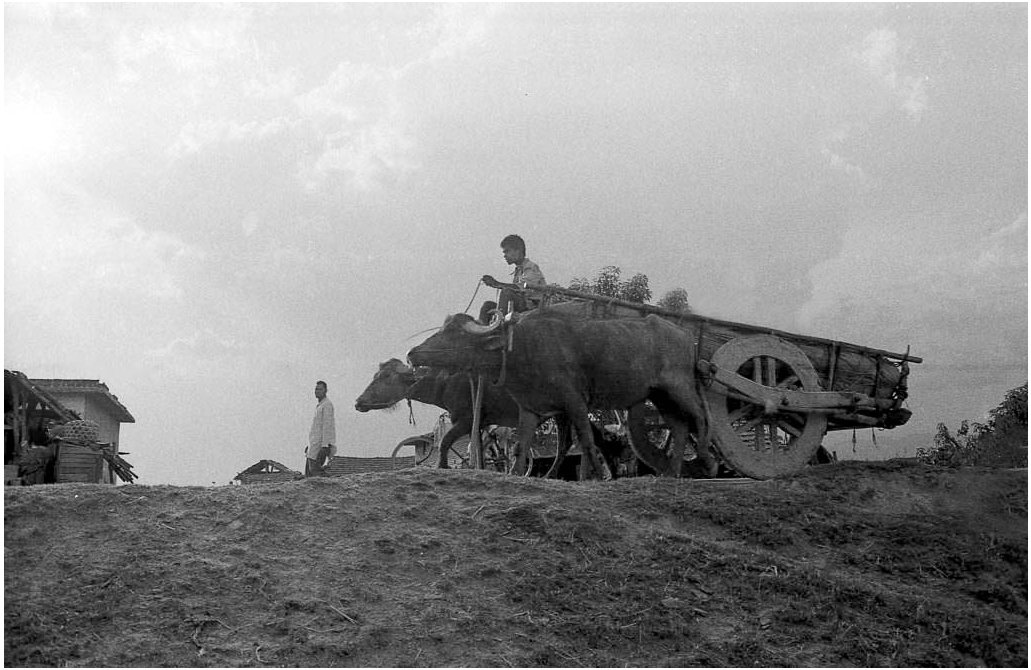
[306,380,336,477]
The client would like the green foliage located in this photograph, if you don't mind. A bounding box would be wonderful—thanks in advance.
[917,383,1028,467]
[567,266,692,314]
[657,287,692,314]
[568,266,651,303]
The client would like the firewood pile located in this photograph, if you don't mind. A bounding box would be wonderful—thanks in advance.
[55,438,138,484]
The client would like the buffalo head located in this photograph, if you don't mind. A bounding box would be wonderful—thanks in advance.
[407,312,505,371]
[354,358,418,412]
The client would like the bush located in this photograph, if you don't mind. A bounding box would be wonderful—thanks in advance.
[568,266,651,303]
[917,383,1027,467]
[657,287,692,314]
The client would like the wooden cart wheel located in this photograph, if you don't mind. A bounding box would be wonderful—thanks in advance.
[705,334,828,479]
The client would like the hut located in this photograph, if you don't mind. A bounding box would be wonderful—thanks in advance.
[233,459,304,485]
[5,370,137,485]
[28,378,134,446]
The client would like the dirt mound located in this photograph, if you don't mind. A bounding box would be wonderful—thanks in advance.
[4,460,1027,667]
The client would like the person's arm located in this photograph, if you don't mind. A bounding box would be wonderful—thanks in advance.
[481,275,516,290]
[323,402,336,453]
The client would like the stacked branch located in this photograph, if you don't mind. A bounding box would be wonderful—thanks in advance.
[56,438,139,484]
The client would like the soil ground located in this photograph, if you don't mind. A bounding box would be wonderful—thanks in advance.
[4,459,1027,667]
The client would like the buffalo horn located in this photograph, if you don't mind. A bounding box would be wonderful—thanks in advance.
[461,310,504,335]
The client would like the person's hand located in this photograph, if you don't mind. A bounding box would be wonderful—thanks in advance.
[481,274,496,285]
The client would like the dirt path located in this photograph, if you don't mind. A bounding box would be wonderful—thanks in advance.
[4,460,1027,667]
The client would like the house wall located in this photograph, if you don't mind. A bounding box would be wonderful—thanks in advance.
[85,395,121,445]
[47,392,122,445]
[53,392,87,418]
[46,391,122,484]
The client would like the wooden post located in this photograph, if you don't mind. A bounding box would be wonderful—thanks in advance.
[9,384,22,458]
[469,374,485,469]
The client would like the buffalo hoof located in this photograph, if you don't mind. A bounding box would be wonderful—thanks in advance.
[680,457,719,479]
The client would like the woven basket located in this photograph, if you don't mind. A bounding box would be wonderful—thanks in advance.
[61,420,100,443]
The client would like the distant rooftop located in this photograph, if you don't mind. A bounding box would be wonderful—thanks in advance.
[324,455,416,476]
[30,379,135,423]
[234,459,304,484]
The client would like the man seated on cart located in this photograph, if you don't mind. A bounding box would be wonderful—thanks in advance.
[481,233,547,320]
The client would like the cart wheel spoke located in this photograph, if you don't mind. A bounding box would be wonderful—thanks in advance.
[765,356,778,388]
[729,405,761,424]
[776,374,799,389]
[740,414,765,431]
[754,423,767,451]
[706,335,828,479]
[776,420,803,438]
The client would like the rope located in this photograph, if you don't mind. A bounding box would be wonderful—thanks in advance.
[404,325,445,343]
[463,279,487,315]
[407,398,415,426]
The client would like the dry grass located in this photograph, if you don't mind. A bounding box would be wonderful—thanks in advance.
[4,460,1027,667]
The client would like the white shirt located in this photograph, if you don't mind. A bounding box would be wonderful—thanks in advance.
[308,397,336,458]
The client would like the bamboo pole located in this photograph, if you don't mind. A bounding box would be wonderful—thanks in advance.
[468,374,485,470]
[483,277,923,364]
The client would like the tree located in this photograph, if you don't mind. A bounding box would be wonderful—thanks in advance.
[568,265,651,304]
[657,287,692,314]
[916,383,1028,467]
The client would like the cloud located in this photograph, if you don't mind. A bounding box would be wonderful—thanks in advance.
[146,328,245,362]
[167,117,295,158]
[3,181,205,378]
[5,183,199,304]
[820,123,870,183]
[289,5,500,192]
[302,117,418,192]
[244,68,300,101]
[419,3,495,64]
[293,61,419,191]
[796,210,1027,369]
[3,2,89,26]
[854,28,929,121]
[111,4,251,85]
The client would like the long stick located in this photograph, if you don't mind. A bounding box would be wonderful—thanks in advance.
[482,277,922,364]
[469,374,485,470]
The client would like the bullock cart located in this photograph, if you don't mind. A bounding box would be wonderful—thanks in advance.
[482,277,920,480]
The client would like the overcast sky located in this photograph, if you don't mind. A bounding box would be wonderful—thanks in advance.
[4,3,1026,485]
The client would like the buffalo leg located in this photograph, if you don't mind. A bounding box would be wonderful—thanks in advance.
[655,389,716,478]
[437,420,471,469]
[509,410,539,476]
[544,416,579,479]
[624,404,673,475]
[566,405,612,481]
[662,414,692,477]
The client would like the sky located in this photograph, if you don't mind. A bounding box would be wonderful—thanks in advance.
[3,3,1026,486]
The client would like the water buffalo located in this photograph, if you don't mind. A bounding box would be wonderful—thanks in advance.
[407,311,716,479]
[355,359,521,469]
[354,358,629,477]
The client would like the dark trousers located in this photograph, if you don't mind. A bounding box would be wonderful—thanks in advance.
[306,448,329,477]
[497,288,532,315]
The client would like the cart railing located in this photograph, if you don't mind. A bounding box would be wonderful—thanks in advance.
[481,276,922,365]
